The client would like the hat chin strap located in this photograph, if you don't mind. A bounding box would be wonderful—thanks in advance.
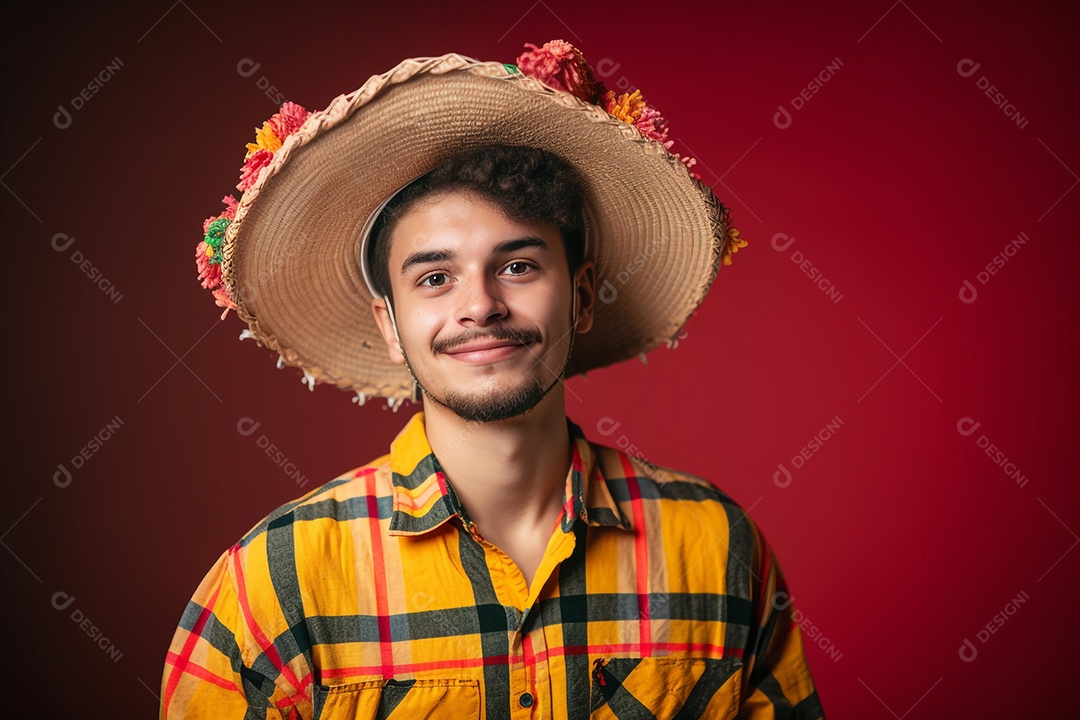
[382,287,579,410]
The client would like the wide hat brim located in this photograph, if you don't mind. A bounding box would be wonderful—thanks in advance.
[221,53,732,401]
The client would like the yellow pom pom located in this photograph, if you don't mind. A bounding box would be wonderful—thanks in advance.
[244,121,283,158]
[604,89,646,124]
[722,228,747,266]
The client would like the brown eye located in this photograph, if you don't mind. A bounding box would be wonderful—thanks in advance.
[506,262,531,275]
[421,273,448,287]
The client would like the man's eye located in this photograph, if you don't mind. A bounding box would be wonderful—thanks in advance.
[506,261,531,275]
[420,273,448,287]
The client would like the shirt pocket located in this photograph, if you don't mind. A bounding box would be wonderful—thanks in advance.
[312,677,481,720]
[589,656,743,720]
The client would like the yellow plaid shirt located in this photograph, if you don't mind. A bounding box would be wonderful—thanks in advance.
[160,411,823,719]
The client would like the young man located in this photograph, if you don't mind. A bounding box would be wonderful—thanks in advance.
[166,43,823,719]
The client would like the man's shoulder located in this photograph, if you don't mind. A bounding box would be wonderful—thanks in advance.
[233,451,394,549]
[588,438,749,518]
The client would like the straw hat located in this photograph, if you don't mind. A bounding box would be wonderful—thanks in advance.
[195,41,746,406]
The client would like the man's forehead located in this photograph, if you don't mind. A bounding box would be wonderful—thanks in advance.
[387,192,562,264]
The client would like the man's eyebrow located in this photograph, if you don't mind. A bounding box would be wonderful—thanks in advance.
[400,249,455,275]
[493,236,550,254]
[399,237,549,275]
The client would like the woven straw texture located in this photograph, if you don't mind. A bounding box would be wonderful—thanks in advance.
[221,54,729,400]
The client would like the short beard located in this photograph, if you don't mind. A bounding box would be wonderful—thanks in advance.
[438,377,548,423]
[394,312,575,424]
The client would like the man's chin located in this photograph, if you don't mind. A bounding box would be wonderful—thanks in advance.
[437,380,548,424]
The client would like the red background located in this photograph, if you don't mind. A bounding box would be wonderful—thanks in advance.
[3,0,1077,717]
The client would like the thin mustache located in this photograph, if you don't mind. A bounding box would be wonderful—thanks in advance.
[433,326,540,354]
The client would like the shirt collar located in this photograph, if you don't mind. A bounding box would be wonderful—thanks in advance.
[386,412,633,536]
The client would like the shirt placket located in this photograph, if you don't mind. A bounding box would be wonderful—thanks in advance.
[466,517,578,719]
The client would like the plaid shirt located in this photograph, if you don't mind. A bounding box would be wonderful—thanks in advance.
[160,411,823,719]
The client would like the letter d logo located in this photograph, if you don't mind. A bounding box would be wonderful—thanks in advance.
[772,591,795,611]
[51,233,76,252]
[236,417,261,436]
[597,279,618,304]
[236,58,261,78]
[52,591,75,611]
[53,104,72,130]
[773,463,793,488]
[596,417,621,437]
[958,638,978,662]
[956,417,981,437]
[773,104,792,130]
[53,463,72,488]
[959,279,978,304]
[956,58,981,78]
[771,233,796,252]
[595,58,621,78]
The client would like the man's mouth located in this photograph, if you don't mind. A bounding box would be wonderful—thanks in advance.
[433,324,542,366]
[443,339,531,365]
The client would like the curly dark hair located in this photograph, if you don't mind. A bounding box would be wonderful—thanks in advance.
[367,144,586,301]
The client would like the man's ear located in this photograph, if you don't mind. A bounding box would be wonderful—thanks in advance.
[371,297,406,365]
[572,261,596,335]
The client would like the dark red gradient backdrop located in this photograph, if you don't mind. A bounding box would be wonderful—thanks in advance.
[3,1,1077,717]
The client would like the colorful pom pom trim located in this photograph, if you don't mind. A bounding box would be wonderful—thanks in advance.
[195,102,311,318]
[512,40,745,267]
[196,44,745,322]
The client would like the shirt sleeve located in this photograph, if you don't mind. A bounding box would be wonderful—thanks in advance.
[159,544,296,720]
[737,520,826,720]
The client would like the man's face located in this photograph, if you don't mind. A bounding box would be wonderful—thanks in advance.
[372,190,594,423]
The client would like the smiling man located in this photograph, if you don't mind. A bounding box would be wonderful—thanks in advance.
[368,154,590,427]
[368,147,596,589]
[163,43,824,719]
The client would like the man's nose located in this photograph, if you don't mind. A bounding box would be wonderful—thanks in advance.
[456,274,507,326]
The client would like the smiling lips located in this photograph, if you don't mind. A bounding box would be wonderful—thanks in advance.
[443,339,531,365]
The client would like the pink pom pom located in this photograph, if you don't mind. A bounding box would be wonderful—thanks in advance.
[195,243,223,290]
[237,150,272,192]
[269,102,310,139]
[516,40,599,103]
[635,105,670,145]
[220,195,239,219]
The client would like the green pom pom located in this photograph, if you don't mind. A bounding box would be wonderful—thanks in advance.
[204,217,230,250]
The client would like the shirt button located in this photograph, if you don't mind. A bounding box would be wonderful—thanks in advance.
[519,692,534,708]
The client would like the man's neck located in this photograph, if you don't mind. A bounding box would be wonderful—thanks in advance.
[422,387,572,544]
